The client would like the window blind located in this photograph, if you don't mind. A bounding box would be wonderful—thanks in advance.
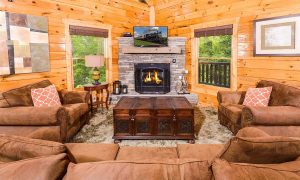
[194,24,233,37]
[69,25,108,38]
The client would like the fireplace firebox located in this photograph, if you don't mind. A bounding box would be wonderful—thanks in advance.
[135,63,170,94]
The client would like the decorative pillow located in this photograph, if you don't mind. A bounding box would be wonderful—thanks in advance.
[243,87,272,107]
[31,85,62,107]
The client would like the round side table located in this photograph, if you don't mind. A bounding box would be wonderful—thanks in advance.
[83,83,109,114]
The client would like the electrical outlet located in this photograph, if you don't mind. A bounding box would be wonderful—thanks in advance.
[172,59,176,63]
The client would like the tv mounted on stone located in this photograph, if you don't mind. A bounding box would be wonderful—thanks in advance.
[133,26,168,47]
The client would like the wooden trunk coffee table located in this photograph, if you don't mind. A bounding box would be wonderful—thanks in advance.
[113,96,195,143]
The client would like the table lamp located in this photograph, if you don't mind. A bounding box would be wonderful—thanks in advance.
[85,55,105,85]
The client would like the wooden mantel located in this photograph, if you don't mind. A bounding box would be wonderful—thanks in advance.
[122,47,182,54]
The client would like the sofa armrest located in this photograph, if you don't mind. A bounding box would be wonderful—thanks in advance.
[60,90,89,104]
[217,91,246,104]
[0,106,67,126]
[241,106,300,126]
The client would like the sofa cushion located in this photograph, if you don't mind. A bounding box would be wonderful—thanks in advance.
[60,90,89,104]
[63,103,88,125]
[218,103,244,124]
[254,126,300,137]
[257,80,300,107]
[236,127,271,138]
[116,146,178,161]
[2,80,52,107]
[66,143,119,163]
[64,159,212,180]
[0,126,61,142]
[0,93,9,108]
[212,158,300,180]
[220,136,300,164]
[0,154,69,180]
[0,106,65,126]
[243,87,272,107]
[0,134,66,162]
[177,144,224,162]
[31,85,62,107]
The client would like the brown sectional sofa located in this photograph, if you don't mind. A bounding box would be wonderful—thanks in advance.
[1,128,300,180]
[218,80,300,135]
[0,80,90,142]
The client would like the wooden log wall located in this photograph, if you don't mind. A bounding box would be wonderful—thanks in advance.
[155,0,300,106]
[0,0,149,91]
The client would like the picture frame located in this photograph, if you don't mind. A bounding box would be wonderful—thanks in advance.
[254,14,300,56]
[0,11,50,76]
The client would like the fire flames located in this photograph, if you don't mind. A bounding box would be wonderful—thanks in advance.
[144,70,162,85]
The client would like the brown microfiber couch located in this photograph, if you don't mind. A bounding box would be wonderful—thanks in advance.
[0,129,300,180]
[0,80,89,142]
[218,80,300,135]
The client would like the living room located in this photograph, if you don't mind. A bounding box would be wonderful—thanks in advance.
[0,0,300,179]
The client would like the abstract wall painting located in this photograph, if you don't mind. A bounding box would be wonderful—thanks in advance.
[254,14,300,56]
[0,11,50,75]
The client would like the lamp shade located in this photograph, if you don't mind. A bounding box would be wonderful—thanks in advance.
[85,55,105,67]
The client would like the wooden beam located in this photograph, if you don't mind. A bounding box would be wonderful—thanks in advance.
[149,6,155,25]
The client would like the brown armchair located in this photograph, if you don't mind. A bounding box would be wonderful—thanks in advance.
[218,80,300,136]
[0,80,90,142]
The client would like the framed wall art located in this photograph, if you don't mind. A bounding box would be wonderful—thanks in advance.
[254,14,300,56]
[0,11,50,76]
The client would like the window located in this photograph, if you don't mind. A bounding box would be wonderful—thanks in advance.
[71,35,106,88]
[69,26,108,88]
[195,25,232,88]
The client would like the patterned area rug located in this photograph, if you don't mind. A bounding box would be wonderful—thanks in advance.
[71,106,233,147]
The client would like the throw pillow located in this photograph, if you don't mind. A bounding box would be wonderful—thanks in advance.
[212,159,300,180]
[31,85,62,107]
[219,136,300,164]
[243,87,272,107]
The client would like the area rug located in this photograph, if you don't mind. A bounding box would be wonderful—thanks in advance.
[71,106,233,147]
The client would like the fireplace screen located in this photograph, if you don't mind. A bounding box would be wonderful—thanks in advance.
[135,63,170,94]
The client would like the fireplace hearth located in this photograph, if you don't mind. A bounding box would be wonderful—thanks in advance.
[135,63,170,94]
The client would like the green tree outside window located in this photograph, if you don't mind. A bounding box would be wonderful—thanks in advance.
[199,35,231,62]
[71,35,106,88]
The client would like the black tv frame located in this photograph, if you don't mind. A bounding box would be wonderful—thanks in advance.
[133,26,168,47]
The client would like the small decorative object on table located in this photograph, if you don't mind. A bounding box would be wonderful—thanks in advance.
[85,55,105,85]
[121,85,128,94]
[83,83,110,113]
[113,80,122,95]
[176,69,190,94]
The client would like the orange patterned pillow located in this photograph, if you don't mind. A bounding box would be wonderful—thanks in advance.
[31,85,62,107]
[243,87,272,107]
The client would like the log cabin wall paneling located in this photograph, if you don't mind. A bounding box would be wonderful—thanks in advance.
[155,0,300,106]
[0,0,150,91]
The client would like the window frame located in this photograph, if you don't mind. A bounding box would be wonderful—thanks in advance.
[198,35,232,88]
[64,19,112,91]
[191,18,239,95]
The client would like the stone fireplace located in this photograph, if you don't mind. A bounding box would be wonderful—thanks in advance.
[118,37,186,93]
[134,63,170,94]
[111,37,198,105]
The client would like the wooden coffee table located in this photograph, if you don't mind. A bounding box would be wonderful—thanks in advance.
[113,96,195,143]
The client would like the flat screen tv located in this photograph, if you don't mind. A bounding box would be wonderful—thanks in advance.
[134,26,168,47]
